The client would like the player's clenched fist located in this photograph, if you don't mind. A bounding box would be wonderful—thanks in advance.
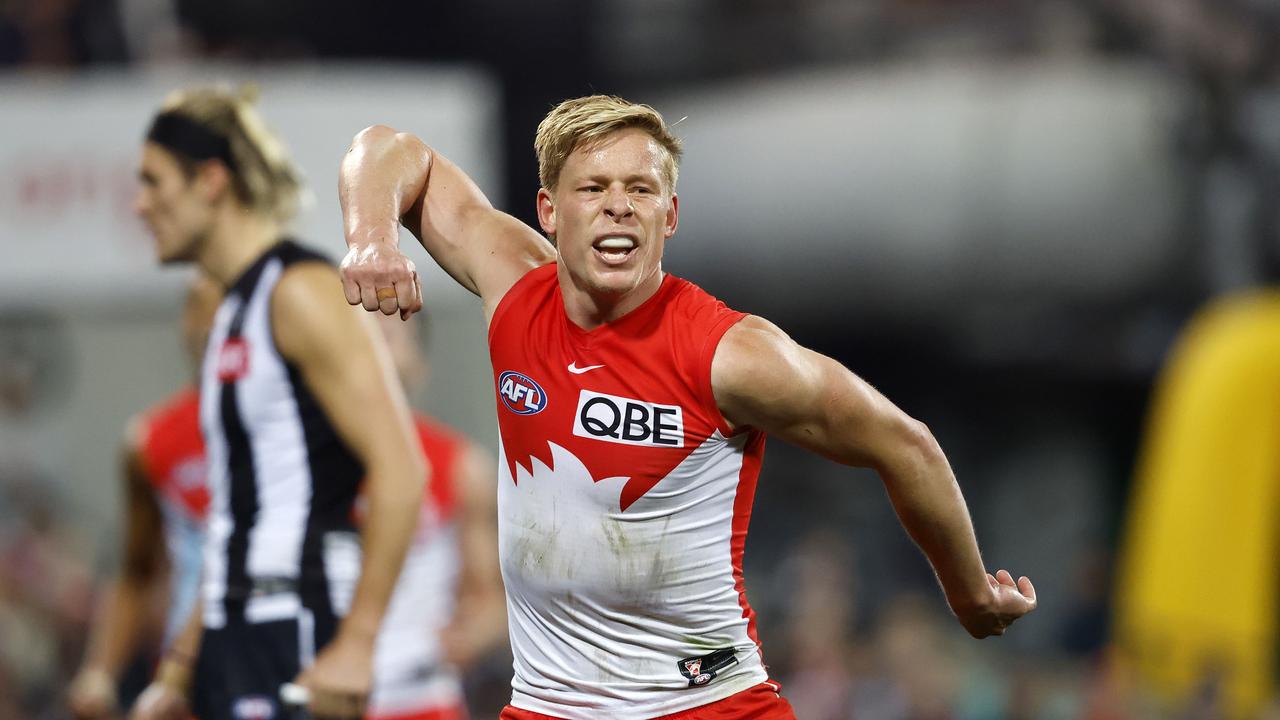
[340,241,423,319]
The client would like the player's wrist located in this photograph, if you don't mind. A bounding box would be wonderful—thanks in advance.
[333,613,381,648]
[71,665,119,703]
[75,664,116,683]
[945,581,997,620]
[347,224,401,251]
[154,648,196,694]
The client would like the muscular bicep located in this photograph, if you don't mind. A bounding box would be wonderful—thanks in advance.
[403,149,555,316]
[712,316,921,470]
[271,264,425,479]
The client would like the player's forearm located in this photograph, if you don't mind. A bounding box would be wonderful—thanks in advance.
[81,577,150,677]
[337,460,424,644]
[148,600,203,696]
[340,125,432,250]
[876,423,993,616]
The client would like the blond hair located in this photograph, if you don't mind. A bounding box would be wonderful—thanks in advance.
[155,85,305,222]
[534,95,683,193]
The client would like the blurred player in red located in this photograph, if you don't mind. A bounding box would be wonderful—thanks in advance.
[339,94,1038,719]
[67,277,219,719]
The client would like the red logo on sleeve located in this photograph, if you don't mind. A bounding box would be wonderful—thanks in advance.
[217,338,250,382]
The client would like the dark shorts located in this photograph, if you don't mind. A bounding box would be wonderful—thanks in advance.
[192,616,333,720]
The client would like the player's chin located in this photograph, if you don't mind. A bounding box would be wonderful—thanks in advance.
[589,270,641,296]
[156,243,193,265]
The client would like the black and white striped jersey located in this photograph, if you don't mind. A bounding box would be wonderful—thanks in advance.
[199,240,363,633]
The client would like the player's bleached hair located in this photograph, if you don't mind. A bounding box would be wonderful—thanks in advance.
[535,94,683,193]
[152,85,305,222]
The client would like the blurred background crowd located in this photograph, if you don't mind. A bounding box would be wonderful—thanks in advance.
[3,0,1280,717]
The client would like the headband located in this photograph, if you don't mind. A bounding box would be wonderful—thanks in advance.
[146,111,236,172]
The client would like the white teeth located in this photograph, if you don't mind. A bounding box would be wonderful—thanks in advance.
[596,237,636,250]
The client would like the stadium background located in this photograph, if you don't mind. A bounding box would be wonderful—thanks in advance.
[2,0,1278,717]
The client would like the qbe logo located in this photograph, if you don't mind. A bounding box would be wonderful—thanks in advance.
[498,371,547,415]
[573,390,683,447]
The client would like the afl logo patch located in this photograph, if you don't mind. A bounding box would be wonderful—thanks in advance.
[498,371,547,415]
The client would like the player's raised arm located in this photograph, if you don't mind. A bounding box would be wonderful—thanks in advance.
[339,125,554,320]
[711,316,1037,639]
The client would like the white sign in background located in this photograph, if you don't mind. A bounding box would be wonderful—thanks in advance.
[0,64,500,308]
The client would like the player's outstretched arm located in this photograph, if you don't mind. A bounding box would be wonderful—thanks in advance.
[70,431,167,719]
[711,316,1037,639]
[339,125,555,320]
[272,263,427,716]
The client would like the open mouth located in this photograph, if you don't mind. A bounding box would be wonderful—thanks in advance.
[593,235,637,265]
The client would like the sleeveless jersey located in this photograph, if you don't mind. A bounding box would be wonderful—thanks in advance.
[134,386,209,645]
[488,264,769,718]
[199,240,364,632]
[369,413,467,717]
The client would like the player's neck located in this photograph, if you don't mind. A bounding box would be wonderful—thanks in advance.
[559,265,664,331]
[196,207,283,287]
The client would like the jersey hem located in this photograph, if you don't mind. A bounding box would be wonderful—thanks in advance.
[508,667,767,720]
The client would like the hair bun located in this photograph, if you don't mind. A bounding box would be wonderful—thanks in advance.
[236,83,261,105]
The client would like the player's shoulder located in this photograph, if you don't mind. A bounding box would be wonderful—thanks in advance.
[269,254,368,363]
[503,262,558,298]
[274,238,336,267]
[488,262,561,332]
[127,386,201,463]
[132,386,200,441]
[272,255,346,313]
[712,316,802,391]
[663,273,741,321]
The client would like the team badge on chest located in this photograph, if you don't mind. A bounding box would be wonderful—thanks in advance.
[216,337,250,382]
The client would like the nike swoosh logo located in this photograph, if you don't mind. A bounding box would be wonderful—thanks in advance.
[567,362,606,375]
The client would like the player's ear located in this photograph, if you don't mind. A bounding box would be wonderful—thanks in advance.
[664,193,678,239]
[194,159,232,204]
[536,187,557,236]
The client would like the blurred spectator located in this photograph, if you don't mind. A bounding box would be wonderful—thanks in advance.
[852,594,963,720]
[772,529,858,719]
[0,0,127,66]
[0,478,95,716]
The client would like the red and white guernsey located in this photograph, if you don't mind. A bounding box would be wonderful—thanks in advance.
[134,387,210,646]
[489,264,770,719]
